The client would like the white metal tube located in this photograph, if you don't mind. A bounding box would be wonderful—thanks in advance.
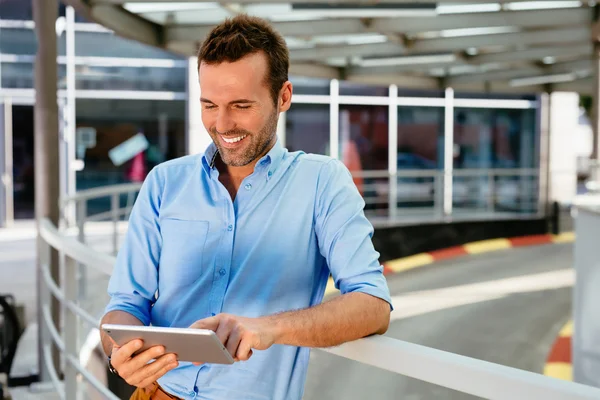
[388,84,398,219]
[322,335,600,400]
[111,193,119,255]
[329,79,340,159]
[65,6,77,227]
[443,88,455,216]
[64,256,78,400]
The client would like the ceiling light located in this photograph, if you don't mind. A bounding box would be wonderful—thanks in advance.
[510,73,577,87]
[358,54,456,68]
[439,26,520,38]
[542,56,556,65]
[504,1,583,11]
[290,3,437,18]
[437,3,502,14]
[466,48,479,56]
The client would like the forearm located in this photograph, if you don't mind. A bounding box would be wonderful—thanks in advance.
[269,292,390,348]
[100,310,144,356]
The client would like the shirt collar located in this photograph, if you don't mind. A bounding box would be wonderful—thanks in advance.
[201,137,285,179]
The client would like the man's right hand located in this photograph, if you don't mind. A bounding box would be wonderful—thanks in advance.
[109,339,179,388]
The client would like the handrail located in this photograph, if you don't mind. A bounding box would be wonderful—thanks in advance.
[38,218,115,276]
[60,182,142,204]
[323,336,600,400]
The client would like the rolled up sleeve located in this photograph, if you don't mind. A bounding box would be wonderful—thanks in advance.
[314,160,392,309]
[104,167,163,325]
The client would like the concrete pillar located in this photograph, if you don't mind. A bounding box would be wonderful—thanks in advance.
[548,92,579,205]
[33,0,61,378]
[186,57,212,155]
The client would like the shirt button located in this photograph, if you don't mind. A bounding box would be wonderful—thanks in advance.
[219,268,226,276]
[267,171,273,178]
[227,224,233,231]
[244,183,252,190]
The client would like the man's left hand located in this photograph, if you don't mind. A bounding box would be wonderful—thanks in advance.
[189,314,277,363]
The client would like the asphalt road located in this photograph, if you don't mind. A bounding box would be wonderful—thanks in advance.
[303,243,573,400]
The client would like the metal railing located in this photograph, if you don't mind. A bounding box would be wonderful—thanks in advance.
[35,176,600,400]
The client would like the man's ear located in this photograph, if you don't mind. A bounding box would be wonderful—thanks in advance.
[279,81,293,112]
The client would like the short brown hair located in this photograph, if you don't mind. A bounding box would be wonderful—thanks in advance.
[197,15,289,105]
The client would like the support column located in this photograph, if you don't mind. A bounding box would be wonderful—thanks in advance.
[591,11,600,186]
[186,57,212,155]
[33,0,61,379]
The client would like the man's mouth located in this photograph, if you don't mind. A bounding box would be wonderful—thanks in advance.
[221,134,248,144]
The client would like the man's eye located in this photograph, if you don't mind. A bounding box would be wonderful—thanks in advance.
[236,105,251,109]
[204,105,216,110]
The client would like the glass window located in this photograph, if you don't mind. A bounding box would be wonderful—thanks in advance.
[75,65,186,92]
[339,105,388,171]
[453,108,537,169]
[285,104,329,155]
[340,105,389,213]
[290,76,330,95]
[339,81,388,96]
[398,106,445,169]
[395,106,444,209]
[75,99,186,191]
[397,88,444,98]
[0,0,35,20]
[452,108,538,213]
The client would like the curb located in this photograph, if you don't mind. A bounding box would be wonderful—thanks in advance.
[544,321,573,381]
[324,232,575,296]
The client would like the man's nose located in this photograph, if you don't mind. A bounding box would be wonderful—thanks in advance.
[215,110,236,134]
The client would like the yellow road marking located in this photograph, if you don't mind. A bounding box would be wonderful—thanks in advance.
[464,239,511,254]
[386,253,434,273]
[544,363,573,381]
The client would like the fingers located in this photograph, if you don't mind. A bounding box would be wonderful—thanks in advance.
[128,353,179,388]
[225,327,242,359]
[236,338,254,362]
[118,345,167,379]
[110,339,143,367]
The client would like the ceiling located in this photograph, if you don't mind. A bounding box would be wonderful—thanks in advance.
[62,1,599,95]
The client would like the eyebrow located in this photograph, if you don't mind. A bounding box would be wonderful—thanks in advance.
[200,98,256,105]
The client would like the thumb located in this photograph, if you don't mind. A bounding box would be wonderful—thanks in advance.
[190,316,220,331]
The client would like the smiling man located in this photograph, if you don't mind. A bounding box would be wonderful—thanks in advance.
[99,14,392,400]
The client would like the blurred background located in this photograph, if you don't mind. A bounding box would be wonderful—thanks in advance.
[0,0,600,399]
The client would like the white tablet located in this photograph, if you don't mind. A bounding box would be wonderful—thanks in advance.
[102,324,235,364]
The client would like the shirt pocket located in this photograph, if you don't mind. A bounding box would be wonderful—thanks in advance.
[159,218,209,287]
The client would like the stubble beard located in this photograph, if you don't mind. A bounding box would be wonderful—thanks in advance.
[212,110,279,167]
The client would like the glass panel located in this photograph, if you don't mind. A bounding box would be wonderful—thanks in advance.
[340,105,389,170]
[396,106,444,210]
[1,62,65,89]
[452,108,538,214]
[339,81,388,96]
[290,75,330,95]
[398,106,445,169]
[453,108,537,169]
[75,99,186,214]
[0,0,35,20]
[75,65,186,92]
[397,88,445,98]
[285,104,330,155]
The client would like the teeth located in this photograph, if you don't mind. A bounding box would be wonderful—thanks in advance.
[222,135,247,143]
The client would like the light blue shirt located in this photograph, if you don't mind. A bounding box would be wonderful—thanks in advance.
[105,139,392,400]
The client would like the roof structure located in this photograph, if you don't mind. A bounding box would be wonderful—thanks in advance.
[62,1,598,94]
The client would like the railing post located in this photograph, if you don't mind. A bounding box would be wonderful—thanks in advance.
[434,172,444,218]
[111,193,119,256]
[36,235,51,382]
[64,255,79,400]
[487,171,495,212]
[76,200,87,300]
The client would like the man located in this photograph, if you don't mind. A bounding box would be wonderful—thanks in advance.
[100,14,392,400]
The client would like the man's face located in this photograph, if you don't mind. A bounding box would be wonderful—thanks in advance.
[199,52,279,167]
